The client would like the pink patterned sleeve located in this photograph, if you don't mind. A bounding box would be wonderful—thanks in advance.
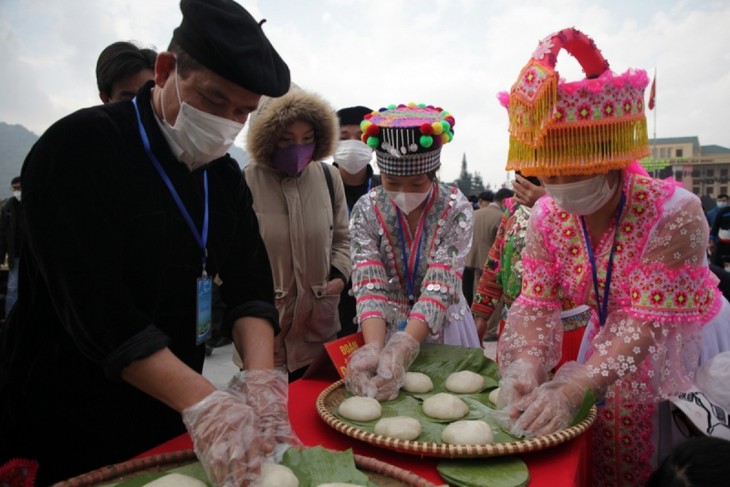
[498,202,564,371]
[578,192,712,403]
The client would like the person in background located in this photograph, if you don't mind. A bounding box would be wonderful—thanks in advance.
[464,188,508,310]
[241,84,351,382]
[706,193,728,228]
[96,41,157,104]
[477,190,494,209]
[332,105,381,338]
[0,0,293,484]
[472,175,548,345]
[494,28,730,486]
[646,437,730,487]
[0,177,25,319]
[468,194,479,210]
[345,103,480,401]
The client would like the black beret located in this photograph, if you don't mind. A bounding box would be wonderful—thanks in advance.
[336,105,373,126]
[173,0,290,97]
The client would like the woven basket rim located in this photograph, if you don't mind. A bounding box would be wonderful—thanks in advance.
[54,448,440,487]
[317,379,597,459]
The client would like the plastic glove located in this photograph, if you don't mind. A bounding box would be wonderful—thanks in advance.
[344,341,383,398]
[496,358,548,411]
[372,332,420,401]
[227,369,301,458]
[509,362,599,438]
[182,389,265,486]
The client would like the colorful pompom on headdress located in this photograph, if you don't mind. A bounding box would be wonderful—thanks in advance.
[504,27,650,176]
[360,103,455,176]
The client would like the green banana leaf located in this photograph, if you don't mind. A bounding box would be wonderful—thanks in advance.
[282,446,376,487]
[108,447,376,487]
[437,457,530,487]
[570,389,597,427]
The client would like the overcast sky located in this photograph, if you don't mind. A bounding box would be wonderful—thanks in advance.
[1,0,729,185]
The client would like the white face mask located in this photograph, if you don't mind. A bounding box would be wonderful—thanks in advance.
[160,67,244,167]
[717,202,728,209]
[334,139,373,175]
[386,185,432,215]
[543,174,617,216]
[12,190,21,202]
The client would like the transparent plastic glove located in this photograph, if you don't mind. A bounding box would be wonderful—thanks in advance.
[372,332,420,401]
[496,358,548,410]
[510,362,600,438]
[182,389,264,487]
[344,341,383,398]
[227,369,301,458]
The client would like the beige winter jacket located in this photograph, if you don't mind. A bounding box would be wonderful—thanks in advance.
[240,87,351,372]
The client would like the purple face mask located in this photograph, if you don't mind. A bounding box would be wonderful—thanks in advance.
[271,143,316,176]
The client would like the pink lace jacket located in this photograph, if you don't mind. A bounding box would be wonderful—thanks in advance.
[498,170,721,402]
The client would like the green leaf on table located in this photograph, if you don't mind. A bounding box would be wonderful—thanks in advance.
[282,446,376,487]
[437,457,530,487]
[570,389,596,427]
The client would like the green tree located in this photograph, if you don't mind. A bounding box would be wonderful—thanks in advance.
[454,153,474,196]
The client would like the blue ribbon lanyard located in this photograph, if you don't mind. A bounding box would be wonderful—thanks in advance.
[580,192,625,327]
[132,98,210,276]
[395,193,431,307]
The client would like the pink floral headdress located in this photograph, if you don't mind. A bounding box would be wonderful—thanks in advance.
[504,28,650,177]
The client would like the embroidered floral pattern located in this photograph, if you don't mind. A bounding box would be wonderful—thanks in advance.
[350,183,473,340]
[498,170,718,484]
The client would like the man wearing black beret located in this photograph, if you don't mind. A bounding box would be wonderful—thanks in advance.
[0,0,292,485]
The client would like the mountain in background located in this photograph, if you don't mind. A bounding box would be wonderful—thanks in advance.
[0,122,39,198]
[0,121,250,200]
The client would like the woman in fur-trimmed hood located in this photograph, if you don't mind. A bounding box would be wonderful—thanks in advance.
[239,85,351,380]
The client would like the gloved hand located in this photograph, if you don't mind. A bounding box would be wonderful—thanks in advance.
[227,369,301,459]
[372,332,420,401]
[496,358,548,410]
[182,389,265,486]
[345,341,383,398]
[509,362,598,438]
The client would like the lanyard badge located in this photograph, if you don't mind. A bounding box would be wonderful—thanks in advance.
[133,98,212,344]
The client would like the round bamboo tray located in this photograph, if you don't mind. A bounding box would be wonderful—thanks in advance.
[317,380,597,458]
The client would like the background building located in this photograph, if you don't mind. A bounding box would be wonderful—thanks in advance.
[642,136,730,210]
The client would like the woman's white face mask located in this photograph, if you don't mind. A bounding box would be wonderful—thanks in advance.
[385,185,432,215]
[543,174,617,215]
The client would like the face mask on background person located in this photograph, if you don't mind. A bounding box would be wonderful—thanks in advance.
[718,202,728,209]
[543,173,617,216]
[12,190,21,202]
[334,139,373,175]
[270,142,316,177]
[385,185,432,215]
[160,67,244,167]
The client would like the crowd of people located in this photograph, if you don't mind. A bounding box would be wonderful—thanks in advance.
[0,2,728,486]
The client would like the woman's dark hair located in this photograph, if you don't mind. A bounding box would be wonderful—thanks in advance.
[96,41,157,97]
[515,170,541,186]
[646,437,730,487]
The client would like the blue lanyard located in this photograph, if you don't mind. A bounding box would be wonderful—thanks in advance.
[396,215,423,305]
[580,191,625,327]
[132,98,210,276]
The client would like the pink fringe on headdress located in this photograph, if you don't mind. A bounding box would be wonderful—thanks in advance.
[626,160,649,176]
[497,91,510,109]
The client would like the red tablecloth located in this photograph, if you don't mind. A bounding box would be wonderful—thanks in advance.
[139,378,593,486]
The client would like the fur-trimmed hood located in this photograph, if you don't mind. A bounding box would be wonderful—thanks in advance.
[246,85,339,165]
